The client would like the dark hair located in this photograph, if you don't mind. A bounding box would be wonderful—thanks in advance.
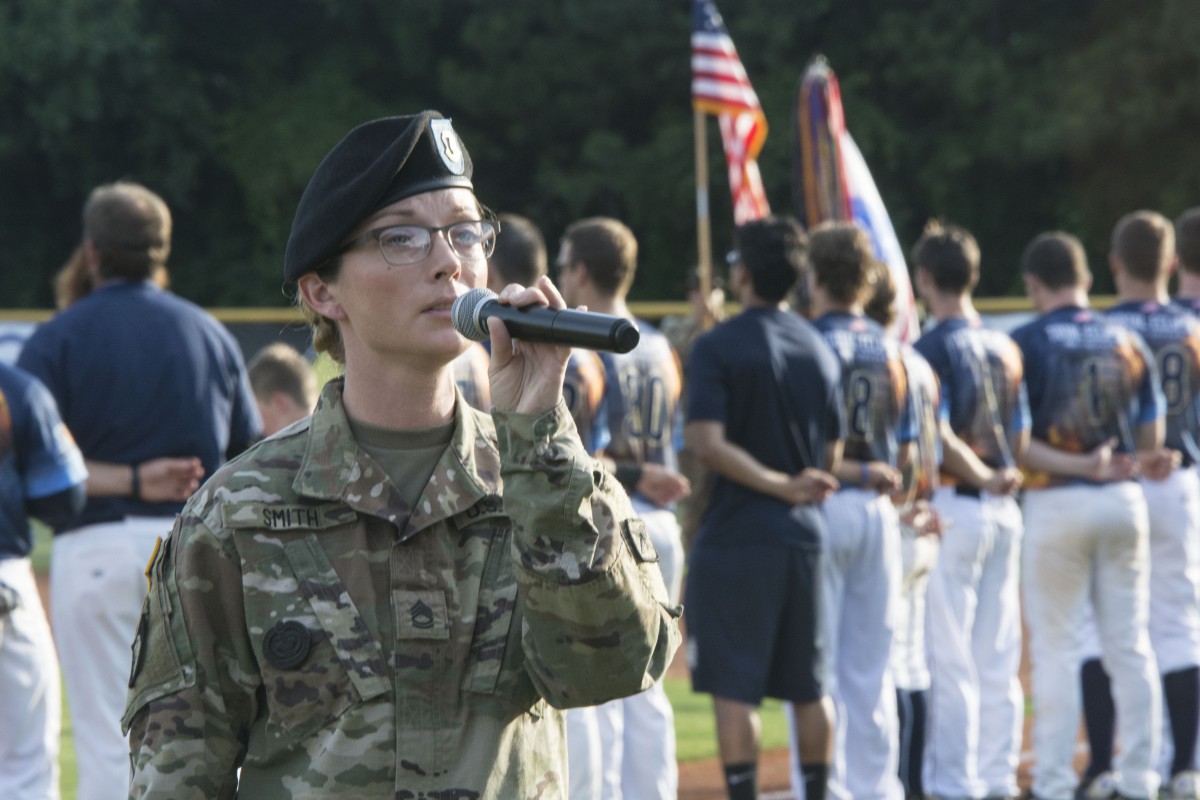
[83,181,172,281]
[808,221,877,305]
[1176,207,1200,276]
[1111,210,1173,283]
[561,217,637,296]
[863,260,898,327]
[911,219,979,294]
[1021,231,1089,290]
[734,215,807,303]
[489,213,547,287]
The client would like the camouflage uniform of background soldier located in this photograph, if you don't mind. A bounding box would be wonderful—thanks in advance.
[122,111,682,799]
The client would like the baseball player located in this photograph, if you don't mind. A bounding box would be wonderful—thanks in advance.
[891,344,944,800]
[864,259,946,800]
[17,182,261,800]
[559,344,612,800]
[0,362,87,800]
[688,215,843,800]
[487,211,609,800]
[557,217,689,800]
[1172,208,1200,316]
[1172,206,1200,789]
[247,342,318,436]
[806,221,915,800]
[1074,211,1200,798]
[912,222,1029,800]
[1012,231,1164,800]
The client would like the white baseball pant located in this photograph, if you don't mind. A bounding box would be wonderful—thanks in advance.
[1022,483,1160,800]
[817,488,903,800]
[51,518,167,800]
[924,488,1025,798]
[594,498,681,800]
[0,556,61,800]
[1080,467,1200,781]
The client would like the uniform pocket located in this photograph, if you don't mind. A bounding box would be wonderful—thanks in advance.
[244,535,388,741]
[461,523,541,714]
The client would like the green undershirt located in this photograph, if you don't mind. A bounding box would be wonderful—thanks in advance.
[346,416,456,509]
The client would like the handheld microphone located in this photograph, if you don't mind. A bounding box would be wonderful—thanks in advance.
[451,288,640,354]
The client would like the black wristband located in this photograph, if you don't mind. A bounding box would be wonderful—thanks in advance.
[131,463,141,500]
[614,463,644,490]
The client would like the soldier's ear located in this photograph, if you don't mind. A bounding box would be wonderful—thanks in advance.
[297,273,348,321]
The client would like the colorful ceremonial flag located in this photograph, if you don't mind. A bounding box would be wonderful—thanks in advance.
[691,0,769,224]
[794,56,919,342]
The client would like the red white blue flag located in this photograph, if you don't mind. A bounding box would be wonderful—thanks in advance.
[796,57,919,341]
[691,0,770,224]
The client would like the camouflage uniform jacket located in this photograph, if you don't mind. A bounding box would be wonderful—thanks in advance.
[123,378,681,799]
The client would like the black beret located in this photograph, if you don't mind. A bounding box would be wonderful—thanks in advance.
[283,111,474,282]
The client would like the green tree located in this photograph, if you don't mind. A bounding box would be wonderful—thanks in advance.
[3,0,1199,308]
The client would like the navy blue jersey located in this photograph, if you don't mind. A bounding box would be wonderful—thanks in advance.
[901,346,944,502]
[1172,296,1200,317]
[562,349,611,456]
[599,321,682,472]
[1106,300,1200,464]
[813,312,916,468]
[1011,305,1164,488]
[914,318,1030,471]
[687,307,845,549]
[17,280,261,528]
[0,363,87,557]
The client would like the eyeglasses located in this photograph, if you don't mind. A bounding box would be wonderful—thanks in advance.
[334,220,498,267]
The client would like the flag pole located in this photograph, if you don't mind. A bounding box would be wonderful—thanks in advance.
[693,108,713,303]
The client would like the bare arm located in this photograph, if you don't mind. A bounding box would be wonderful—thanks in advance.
[85,458,204,503]
[1135,417,1164,452]
[939,420,1022,495]
[1134,418,1178,481]
[597,455,691,507]
[687,420,838,505]
[831,456,901,493]
[1022,438,1136,482]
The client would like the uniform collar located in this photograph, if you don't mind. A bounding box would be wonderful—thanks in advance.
[295,378,503,540]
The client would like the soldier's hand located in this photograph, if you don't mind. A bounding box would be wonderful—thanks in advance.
[487,277,571,416]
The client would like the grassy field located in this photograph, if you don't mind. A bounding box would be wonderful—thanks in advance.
[666,675,791,762]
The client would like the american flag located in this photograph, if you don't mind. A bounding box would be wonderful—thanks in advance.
[691,0,770,224]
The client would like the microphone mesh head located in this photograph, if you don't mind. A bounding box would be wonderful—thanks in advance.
[450,287,496,341]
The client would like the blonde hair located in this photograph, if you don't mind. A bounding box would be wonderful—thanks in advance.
[295,291,345,364]
[248,342,318,410]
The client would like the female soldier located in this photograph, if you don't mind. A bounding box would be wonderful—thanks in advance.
[124,111,680,799]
